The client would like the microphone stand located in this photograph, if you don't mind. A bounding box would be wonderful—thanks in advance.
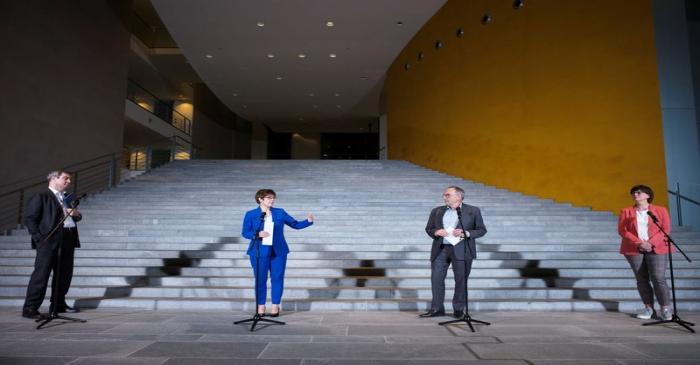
[234,212,285,331]
[642,213,694,333]
[36,195,87,329]
[439,206,490,332]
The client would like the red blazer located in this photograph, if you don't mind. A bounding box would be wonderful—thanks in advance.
[618,204,672,255]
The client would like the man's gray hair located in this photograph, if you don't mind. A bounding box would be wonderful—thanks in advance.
[46,170,70,182]
[446,186,465,200]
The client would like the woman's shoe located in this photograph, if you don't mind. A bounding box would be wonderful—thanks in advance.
[257,305,266,316]
[270,305,280,317]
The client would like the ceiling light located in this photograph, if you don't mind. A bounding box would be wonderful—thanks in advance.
[396,21,404,26]
[232,93,238,97]
[297,53,307,58]
[336,105,342,109]
[334,93,340,97]
[360,76,368,80]
[242,105,247,108]
[298,117,304,121]
[329,53,337,58]
[275,76,283,80]
[312,105,319,109]
[308,92,315,97]
[266,54,275,59]
[326,21,335,27]
[205,54,213,58]
[257,21,265,27]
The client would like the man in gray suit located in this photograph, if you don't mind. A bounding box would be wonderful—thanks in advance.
[420,186,487,318]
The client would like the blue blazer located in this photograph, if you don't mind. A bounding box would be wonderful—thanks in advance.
[242,206,313,257]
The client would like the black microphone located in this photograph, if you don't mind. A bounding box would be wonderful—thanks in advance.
[456,206,462,218]
[647,211,659,223]
[67,193,87,208]
[260,211,266,220]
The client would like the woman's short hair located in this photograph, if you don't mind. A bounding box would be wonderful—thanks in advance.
[630,184,654,203]
[255,189,276,203]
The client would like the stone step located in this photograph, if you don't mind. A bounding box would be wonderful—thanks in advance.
[3,266,700,277]
[2,286,700,300]
[2,297,699,312]
[3,275,700,288]
[1,257,699,269]
[3,159,699,312]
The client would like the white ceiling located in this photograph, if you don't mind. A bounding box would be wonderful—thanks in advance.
[151,0,447,132]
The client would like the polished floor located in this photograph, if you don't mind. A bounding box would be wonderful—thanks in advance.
[0,308,698,364]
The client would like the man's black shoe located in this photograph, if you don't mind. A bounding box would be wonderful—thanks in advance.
[59,305,80,313]
[453,310,464,318]
[419,310,445,318]
[50,303,80,313]
[22,309,42,319]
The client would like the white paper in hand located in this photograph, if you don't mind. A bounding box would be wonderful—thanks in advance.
[262,214,274,245]
[443,227,461,246]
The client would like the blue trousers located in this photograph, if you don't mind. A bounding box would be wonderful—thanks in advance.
[250,252,287,305]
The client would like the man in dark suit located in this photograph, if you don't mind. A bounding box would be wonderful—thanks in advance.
[22,171,82,319]
[420,186,487,318]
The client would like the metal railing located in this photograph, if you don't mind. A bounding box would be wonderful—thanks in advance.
[0,153,121,234]
[668,182,700,227]
[123,135,200,172]
[127,79,192,135]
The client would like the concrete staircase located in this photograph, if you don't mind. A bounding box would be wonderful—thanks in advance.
[1,160,699,312]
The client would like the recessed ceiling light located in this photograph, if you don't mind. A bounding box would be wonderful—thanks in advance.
[297,53,307,58]
[396,21,404,26]
[266,54,275,59]
[329,53,337,58]
[360,76,368,80]
[257,21,265,27]
[275,76,283,80]
[326,21,335,27]
[308,92,315,97]
[312,104,319,109]
[205,54,213,58]
[334,93,340,97]
[336,105,342,109]
[298,117,304,121]
[232,93,238,97]
[242,105,247,108]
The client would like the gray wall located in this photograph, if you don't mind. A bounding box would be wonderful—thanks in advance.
[654,0,700,230]
[191,83,251,159]
[0,0,132,185]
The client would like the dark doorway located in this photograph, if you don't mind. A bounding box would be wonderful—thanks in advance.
[267,129,292,159]
[321,133,379,159]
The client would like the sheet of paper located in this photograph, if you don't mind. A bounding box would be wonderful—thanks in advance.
[262,215,274,245]
[443,227,461,245]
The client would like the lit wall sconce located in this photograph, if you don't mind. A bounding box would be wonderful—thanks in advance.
[513,0,525,10]
[456,28,464,37]
[417,52,424,61]
[435,40,443,49]
[481,13,492,25]
[404,63,411,70]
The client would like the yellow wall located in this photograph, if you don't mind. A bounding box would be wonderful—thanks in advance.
[386,0,667,212]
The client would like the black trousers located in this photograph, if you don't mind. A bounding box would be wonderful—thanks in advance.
[23,228,77,311]
[430,244,473,312]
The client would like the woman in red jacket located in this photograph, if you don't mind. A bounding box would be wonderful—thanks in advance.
[618,185,672,321]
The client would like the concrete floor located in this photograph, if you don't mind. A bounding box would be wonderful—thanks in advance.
[0,308,698,364]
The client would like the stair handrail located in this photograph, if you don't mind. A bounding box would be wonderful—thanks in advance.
[668,182,700,227]
[0,152,121,234]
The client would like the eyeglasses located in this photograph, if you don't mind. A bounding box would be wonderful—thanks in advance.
[631,191,645,195]
[263,196,276,200]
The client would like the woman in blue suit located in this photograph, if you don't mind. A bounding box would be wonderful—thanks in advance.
[241,189,314,317]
